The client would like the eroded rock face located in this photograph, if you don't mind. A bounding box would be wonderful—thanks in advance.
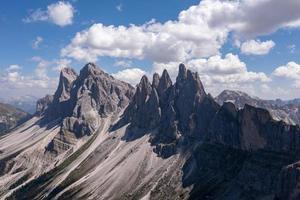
[206,102,240,148]
[42,67,78,122]
[277,161,300,200]
[61,63,134,137]
[122,63,300,161]
[36,95,53,116]
[175,64,207,133]
[122,64,219,157]
[208,103,300,153]
[124,75,160,129]
[38,63,134,154]
[55,68,78,102]
[38,63,134,137]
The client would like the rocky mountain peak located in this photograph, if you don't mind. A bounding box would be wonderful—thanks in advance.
[240,104,272,124]
[122,63,219,156]
[152,72,160,88]
[36,95,53,116]
[135,75,152,105]
[216,89,300,125]
[79,62,99,78]
[54,67,78,103]
[176,63,187,82]
[157,69,172,94]
[175,65,206,99]
[40,68,77,122]
[37,63,134,139]
[139,75,151,90]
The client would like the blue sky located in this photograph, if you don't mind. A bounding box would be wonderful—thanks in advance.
[1,0,300,100]
[0,0,199,74]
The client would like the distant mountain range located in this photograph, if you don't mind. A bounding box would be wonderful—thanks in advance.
[1,63,300,200]
[216,90,300,125]
[1,95,38,114]
[0,103,30,135]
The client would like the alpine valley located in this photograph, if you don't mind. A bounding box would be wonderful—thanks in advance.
[1,63,300,200]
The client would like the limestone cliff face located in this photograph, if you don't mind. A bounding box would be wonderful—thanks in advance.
[43,67,78,122]
[122,64,219,157]
[37,63,134,154]
[277,161,300,200]
[36,95,53,116]
[38,63,134,137]
[122,63,300,164]
[61,63,134,137]
[208,103,300,153]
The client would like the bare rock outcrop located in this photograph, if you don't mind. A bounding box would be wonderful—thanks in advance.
[38,63,134,154]
[122,64,219,157]
[42,67,78,122]
[277,161,300,200]
[208,103,300,153]
[35,95,53,116]
[61,63,134,137]
[38,63,134,137]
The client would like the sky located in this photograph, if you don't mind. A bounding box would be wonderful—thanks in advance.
[1,0,300,100]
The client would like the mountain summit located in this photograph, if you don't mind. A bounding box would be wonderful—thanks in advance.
[1,63,300,200]
[216,89,300,125]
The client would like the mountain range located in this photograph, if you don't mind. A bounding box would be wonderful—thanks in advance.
[1,63,300,200]
[0,103,30,135]
[216,90,300,125]
[0,95,38,114]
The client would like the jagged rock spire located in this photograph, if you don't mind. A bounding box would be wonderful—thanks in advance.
[122,63,218,157]
[79,62,98,78]
[135,75,152,106]
[175,63,206,99]
[40,67,78,122]
[176,63,187,82]
[65,63,134,135]
[38,63,134,137]
[157,69,172,96]
[152,73,160,89]
[54,67,78,103]
[36,95,53,116]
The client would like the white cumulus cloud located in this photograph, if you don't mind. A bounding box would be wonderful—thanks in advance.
[240,40,275,55]
[152,54,270,85]
[24,1,74,27]
[0,60,56,91]
[61,0,300,63]
[112,68,147,85]
[273,62,300,88]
